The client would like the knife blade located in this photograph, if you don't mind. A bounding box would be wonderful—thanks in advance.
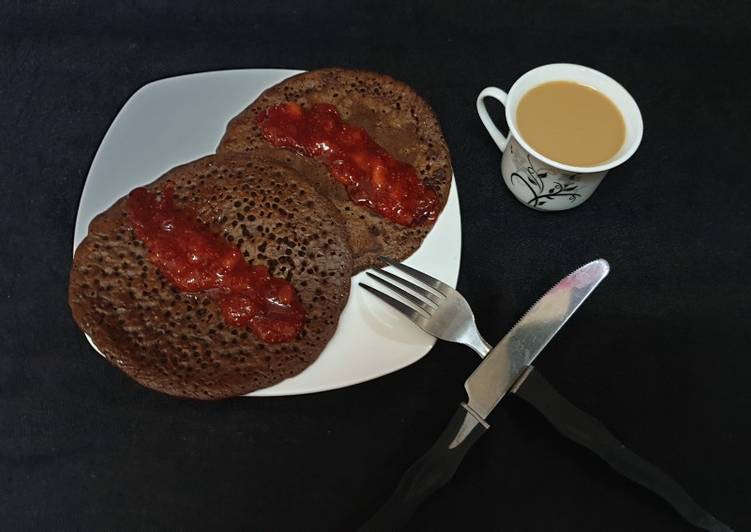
[359,260,609,531]
[465,258,609,420]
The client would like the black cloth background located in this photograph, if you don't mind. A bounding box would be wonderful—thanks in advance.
[2,1,750,530]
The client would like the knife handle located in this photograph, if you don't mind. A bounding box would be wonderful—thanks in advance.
[513,367,733,532]
[359,404,488,531]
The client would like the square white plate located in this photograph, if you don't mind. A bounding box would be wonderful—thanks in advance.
[73,69,462,396]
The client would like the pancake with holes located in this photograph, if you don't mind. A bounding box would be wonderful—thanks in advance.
[216,68,453,273]
[69,154,352,399]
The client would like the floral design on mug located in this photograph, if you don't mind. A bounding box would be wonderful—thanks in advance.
[509,145,581,207]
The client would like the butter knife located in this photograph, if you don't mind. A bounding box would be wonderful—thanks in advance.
[359,260,731,531]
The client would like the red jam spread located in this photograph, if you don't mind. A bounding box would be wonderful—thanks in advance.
[256,102,439,226]
[126,187,305,343]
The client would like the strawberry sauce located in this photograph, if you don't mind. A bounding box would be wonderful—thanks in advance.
[127,187,305,343]
[257,102,439,226]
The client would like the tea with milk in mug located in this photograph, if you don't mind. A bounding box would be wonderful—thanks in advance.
[516,81,626,167]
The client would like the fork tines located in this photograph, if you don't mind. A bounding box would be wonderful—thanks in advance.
[378,256,450,296]
[358,257,447,322]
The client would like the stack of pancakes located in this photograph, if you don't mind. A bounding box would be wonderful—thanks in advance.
[69,68,452,399]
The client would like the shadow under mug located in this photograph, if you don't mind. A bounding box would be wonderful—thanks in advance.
[477,63,643,211]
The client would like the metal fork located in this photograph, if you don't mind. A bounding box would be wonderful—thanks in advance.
[359,256,492,358]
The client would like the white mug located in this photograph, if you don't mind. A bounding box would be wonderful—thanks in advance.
[477,63,643,211]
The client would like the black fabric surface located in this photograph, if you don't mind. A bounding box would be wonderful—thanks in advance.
[2,1,750,530]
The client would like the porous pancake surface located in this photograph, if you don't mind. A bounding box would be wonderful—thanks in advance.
[218,68,453,272]
[69,154,352,399]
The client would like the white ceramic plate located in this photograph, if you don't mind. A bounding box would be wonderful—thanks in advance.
[73,69,461,396]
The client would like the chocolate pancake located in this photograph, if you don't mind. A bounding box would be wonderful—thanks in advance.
[69,154,353,399]
[216,68,453,272]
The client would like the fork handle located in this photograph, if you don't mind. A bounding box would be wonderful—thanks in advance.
[513,367,732,532]
[359,404,488,531]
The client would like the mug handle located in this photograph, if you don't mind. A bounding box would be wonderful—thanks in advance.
[476,87,509,151]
